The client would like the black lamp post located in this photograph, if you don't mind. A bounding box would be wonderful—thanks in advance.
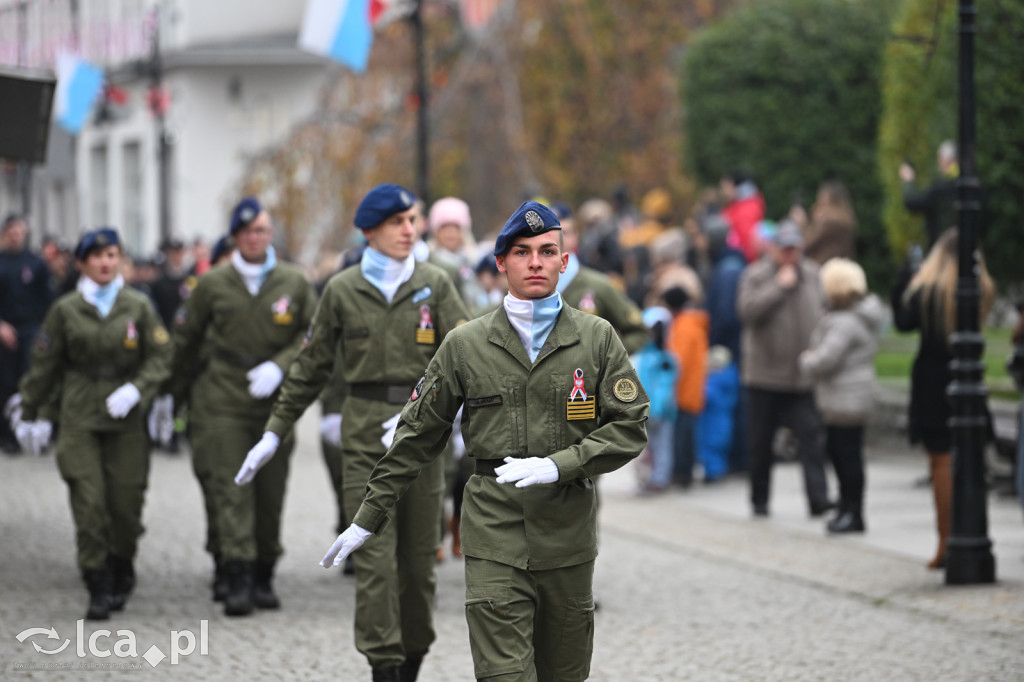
[945,0,995,586]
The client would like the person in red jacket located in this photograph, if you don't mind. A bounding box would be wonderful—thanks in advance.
[720,170,765,263]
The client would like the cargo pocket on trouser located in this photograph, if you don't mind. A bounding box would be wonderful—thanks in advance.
[465,585,533,679]
[539,594,594,682]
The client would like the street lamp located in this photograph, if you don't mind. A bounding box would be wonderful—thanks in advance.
[945,0,995,585]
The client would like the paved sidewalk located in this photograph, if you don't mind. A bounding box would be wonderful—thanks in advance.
[0,408,1022,680]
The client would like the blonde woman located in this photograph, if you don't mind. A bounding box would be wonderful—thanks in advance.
[800,259,884,533]
[891,229,995,568]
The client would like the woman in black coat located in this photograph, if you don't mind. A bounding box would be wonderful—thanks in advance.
[891,229,995,569]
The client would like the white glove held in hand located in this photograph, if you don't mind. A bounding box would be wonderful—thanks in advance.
[380,413,401,449]
[234,432,280,485]
[4,392,22,427]
[16,420,52,455]
[246,361,283,399]
[105,383,141,419]
[147,395,175,445]
[320,523,372,568]
[495,456,559,488]
[320,413,342,448]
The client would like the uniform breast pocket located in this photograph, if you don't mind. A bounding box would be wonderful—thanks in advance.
[463,377,519,457]
[342,326,371,357]
[551,369,598,450]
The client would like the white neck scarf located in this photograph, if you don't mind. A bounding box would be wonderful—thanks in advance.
[78,274,125,319]
[361,247,416,303]
[232,246,277,296]
[503,291,563,363]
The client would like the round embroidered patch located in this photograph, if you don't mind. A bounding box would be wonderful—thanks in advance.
[613,377,639,402]
[153,327,170,344]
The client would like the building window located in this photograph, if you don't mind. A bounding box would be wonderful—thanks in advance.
[122,141,143,253]
[90,143,108,226]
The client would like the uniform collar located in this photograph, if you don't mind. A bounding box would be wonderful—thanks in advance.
[488,297,581,371]
[354,259,427,305]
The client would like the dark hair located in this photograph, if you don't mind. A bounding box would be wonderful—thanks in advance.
[3,213,24,231]
[662,286,690,312]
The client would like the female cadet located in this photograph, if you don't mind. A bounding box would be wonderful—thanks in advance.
[14,228,173,620]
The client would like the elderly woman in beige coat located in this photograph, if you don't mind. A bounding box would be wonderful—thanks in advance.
[799,258,884,534]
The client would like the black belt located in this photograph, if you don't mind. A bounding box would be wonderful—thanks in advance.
[475,457,532,477]
[349,383,413,405]
[214,349,270,370]
[72,363,132,381]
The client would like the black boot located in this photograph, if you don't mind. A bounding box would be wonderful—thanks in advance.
[827,509,866,534]
[83,569,112,621]
[253,561,281,609]
[106,554,136,612]
[399,656,423,682]
[223,560,254,617]
[371,667,401,682]
[212,554,229,602]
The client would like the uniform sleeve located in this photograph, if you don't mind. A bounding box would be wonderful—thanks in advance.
[265,286,341,437]
[352,338,464,533]
[548,325,649,481]
[167,278,214,402]
[736,264,787,325]
[270,278,318,372]
[433,272,471,339]
[131,297,174,404]
[600,281,647,355]
[18,304,68,421]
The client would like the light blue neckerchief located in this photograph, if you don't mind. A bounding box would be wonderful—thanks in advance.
[556,253,581,294]
[79,274,124,319]
[231,245,278,295]
[504,291,563,362]
[361,247,415,303]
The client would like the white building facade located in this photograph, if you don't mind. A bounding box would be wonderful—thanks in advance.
[0,0,329,256]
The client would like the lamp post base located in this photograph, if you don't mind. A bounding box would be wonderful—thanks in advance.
[945,536,996,585]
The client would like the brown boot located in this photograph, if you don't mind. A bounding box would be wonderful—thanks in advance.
[927,453,952,569]
[449,516,462,558]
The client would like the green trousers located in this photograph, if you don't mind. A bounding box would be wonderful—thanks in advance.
[189,417,220,556]
[464,557,596,682]
[57,426,150,571]
[202,413,294,563]
[344,449,445,669]
[321,436,347,533]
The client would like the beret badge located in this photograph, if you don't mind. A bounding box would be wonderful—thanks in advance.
[525,210,544,232]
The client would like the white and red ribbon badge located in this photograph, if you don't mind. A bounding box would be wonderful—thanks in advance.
[419,305,433,329]
[569,368,587,401]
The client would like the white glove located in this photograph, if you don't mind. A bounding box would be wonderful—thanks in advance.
[147,395,175,446]
[235,432,280,485]
[320,523,372,568]
[246,361,284,399]
[4,393,22,428]
[380,413,401,449]
[105,383,141,419]
[320,413,342,448]
[16,420,52,455]
[495,456,560,488]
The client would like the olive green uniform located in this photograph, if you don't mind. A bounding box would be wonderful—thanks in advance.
[170,262,316,564]
[19,288,173,570]
[319,347,348,533]
[561,265,647,354]
[352,303,649,681]
[265,261,469,670]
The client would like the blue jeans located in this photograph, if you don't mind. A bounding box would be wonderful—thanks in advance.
[647,419,674,488]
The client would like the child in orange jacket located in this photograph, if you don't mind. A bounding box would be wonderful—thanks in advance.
[664,286,710,486]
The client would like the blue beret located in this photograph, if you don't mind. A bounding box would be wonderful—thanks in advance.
[230,197,262,235]
[75,228,120,260]
[210,234,235,264]
[551,202,573,220]
[354,184,417,230]
[492,201,562,257]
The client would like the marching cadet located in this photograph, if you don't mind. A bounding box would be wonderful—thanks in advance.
[168,197,316,616]
[321,201,649,682]
[234,184,470,682]
[552,203,648,354]
[12,228,172,620]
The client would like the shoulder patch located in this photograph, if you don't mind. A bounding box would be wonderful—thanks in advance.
[153,326,170,345]
[33,331,51,352]
[613,376,640,402]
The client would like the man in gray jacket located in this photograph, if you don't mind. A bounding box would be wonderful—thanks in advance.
[737,221,830,517]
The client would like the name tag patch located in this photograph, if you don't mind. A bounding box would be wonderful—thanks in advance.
[466,395,503,408]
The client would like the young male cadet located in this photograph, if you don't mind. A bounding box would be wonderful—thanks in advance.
[321,200,649,682]
[168,197,317,616]
[235,184,470,682]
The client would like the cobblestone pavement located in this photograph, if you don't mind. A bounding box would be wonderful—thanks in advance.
[1,410,1022,681]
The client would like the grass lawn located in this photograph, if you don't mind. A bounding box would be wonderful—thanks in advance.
[876,327,1019,400]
